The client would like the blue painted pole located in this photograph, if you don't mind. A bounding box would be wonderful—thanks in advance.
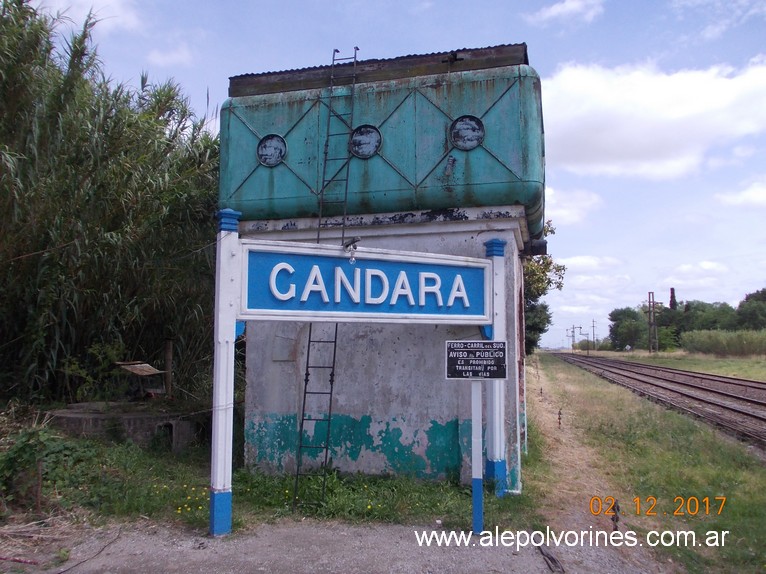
[210,208,242,536]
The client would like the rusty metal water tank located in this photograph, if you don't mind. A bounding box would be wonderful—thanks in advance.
[219,44,545,238]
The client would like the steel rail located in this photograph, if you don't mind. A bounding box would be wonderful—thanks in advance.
[576,355,766,391]
[553,353,766,446]
[561,355,766,411]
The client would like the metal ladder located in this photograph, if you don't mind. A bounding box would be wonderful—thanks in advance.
[293,47,359,510]
[315,46,359,244]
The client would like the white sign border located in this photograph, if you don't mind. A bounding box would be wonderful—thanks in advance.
[238,239,493,325]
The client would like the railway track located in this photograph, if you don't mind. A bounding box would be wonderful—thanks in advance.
[552,353,766,447]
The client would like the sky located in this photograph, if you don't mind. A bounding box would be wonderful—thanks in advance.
[33,0,766,349]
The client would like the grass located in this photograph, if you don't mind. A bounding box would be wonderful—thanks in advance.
[7,348,763,572]
[0,412,547,535]
[538,352,766,573]
[597,350,766,381]
[232,420,548,532]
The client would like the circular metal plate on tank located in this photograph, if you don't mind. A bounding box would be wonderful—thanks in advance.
[257,134,287,167]
[450,116,485,151]
[349,125,382,159]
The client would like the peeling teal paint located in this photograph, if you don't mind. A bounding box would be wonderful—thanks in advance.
[519,411,528,454]
[375,421,427,474]
[508,447,521,492]
[245,415,298,472]
[508,463,519,492]
[331,414,373,462]
[425,420,460,481]
[246,413,468,478]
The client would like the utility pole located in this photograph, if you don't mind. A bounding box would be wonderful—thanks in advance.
[566,325,581,354]
[578,326,590,356]
[648,291,659,353]
[591,319,597,354]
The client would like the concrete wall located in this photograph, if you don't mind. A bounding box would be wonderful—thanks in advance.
[242,206,526,488]
[48,405,199,453]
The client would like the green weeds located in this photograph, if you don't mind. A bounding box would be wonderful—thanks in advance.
[540,352,766,573]
[0,419,546,534]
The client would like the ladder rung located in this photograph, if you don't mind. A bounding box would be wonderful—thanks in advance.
[305,390,333,396]
[303,416,331,422]
[299,445,327,450]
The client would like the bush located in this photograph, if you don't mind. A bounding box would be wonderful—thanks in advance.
[680,330,766,356]
[0,426,99,511]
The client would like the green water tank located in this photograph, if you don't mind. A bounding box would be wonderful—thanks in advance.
[220,44,545,238]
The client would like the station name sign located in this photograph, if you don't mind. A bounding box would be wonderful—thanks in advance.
[446,341,508,379]
[240,240,491,324]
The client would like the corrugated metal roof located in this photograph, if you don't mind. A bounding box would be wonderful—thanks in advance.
[229,43,529,97]
[115,361,164,376]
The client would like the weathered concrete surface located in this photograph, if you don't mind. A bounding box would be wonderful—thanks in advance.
[48,403,200,452]
[243,207,526,488]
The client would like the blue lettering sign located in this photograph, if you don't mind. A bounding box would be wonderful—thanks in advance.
[243,244,490,324]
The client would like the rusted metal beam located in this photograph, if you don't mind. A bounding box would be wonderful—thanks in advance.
[229,44,529,97]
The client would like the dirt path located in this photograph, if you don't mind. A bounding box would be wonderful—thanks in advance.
[525,356,681,573]
[5,517,553,574]
[3,359,684,573]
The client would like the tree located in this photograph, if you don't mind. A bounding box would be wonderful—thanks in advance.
[736,298,766,330]
[669,287,678,310]
[678,301,738,332]
[522,221,566,354]
[1,2,218,401]
[524,300,552,354]
[608,307,646,350]
[742,288,766,303]
[735,288,766,330]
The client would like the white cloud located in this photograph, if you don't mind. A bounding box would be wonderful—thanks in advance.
[545,186,603,225]
[675,261,729,273]
[147,42,193,67]
[664,260,730,288]
[558,255,622,270]
[671,0,766,40]
[408,2,434,15]
[543,60,766,179]
[524,0,605,26]
[662,275,723,289]
[567,273,632,289]
[559,305,593,314]
[34,0,140,33]
[715,178,766,205]
[706,145,757,169]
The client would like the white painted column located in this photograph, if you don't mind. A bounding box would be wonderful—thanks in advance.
[210,208,241,536]
[471,379,483,534]
[483,238,508,495]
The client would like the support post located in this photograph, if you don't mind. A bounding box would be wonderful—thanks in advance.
[483,238,508,496]
[210,208,242,536]
[471,379,483,534]
[164,338,173,399]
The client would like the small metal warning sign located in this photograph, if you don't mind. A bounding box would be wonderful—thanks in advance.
[445,341,508,380]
